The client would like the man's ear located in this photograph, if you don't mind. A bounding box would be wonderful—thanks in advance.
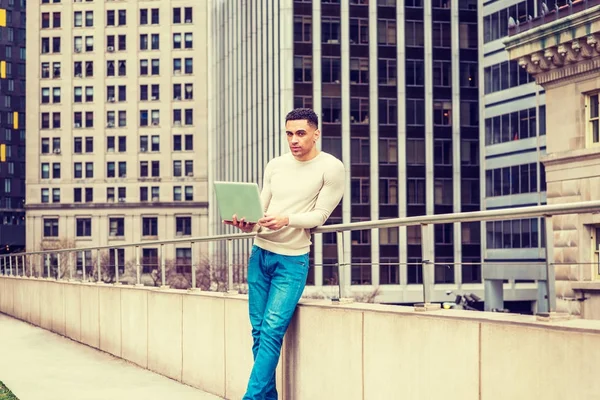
[314,129,321,142]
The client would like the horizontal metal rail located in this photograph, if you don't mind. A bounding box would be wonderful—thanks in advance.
[314,200,600,233]
[1,200,599,311]
[5,200,600,258]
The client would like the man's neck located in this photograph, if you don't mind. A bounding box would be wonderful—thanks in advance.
[293,149,320,162]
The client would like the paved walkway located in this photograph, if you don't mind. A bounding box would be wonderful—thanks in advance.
[0,313,224,400]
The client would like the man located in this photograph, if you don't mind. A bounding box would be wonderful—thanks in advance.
[223,108,345,399]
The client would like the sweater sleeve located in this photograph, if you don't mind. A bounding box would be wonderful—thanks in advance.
[251,161,274,233]
[287,159,345,229]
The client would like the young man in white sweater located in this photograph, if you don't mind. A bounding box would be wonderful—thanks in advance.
[224,108,345,399]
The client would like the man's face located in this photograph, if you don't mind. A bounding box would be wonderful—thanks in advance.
[286,119,320,160]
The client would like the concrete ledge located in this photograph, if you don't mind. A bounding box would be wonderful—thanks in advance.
[148,291,183,382]
[182,294,226,397]
[2,276,600,400]
[99,286,122,358]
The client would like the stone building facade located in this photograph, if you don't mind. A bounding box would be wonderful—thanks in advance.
[505,0,600,317]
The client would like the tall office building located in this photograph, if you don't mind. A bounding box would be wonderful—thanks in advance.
[481,0,548,309]
[26,0,209,268]
[211,0,485,303]
[0,0,26,254]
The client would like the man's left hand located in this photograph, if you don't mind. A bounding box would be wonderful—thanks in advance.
[258,215,289,231]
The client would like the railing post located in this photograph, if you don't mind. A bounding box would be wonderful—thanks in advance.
[82,251,86,282]
[191,241,197,290]
[416,223,440,311]
[9,256,13,276]
[22,255,25,277]
[114,248,120,285]
[227,239,235,294]
[160,243,167,288]
[46,254,50,279]
[57,253,61,280]
[334,231,346,301]
[544,215,557,313]
[13,256,17,277]
[69,252,73,281]
[97,249,101,283]
[135,246,141,286]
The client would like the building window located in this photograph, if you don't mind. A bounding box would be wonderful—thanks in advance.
[460,100,479,127]
[405,20,424,47]
[484,60,532,94]
[351,178,370,204]
[433,101,452,126]
[175,248,192,273]
[76,218,92,237]
[379,178,398,205]
[377,19,396,45]
[434,179,453,205]
[379,139,397,164]
[350,98,369,124]
[459,23,478,49]
[142,217,158,236]
[587,93,599,146]
[349,18,369,45]
[460,61,478,88]
[109,217,124,237]
[322,17,340,43]
[433,61,451,87]
[294,56,312,83]
[351,138,370,165]
[176,216,192,236]
[322,97,341,123]
[461,179,480,205]
[379,98,397,125]
[322,57,341,83]
[408,179,425,205]
[406,99,425,126]
[483,0,534,43]
[350,58,369,85]
[378,59,397,86]
[485,107,539,145]
[43,218,59,237]
[486,218,540,249]
[485,163,539,197]
[434,139,452,166]
[142,248,158,273]
[406,139,425,165]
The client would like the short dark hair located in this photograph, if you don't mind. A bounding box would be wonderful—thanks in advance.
[285,108,319,129]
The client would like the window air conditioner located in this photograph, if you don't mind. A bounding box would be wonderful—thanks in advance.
[151,196,159,202]
[108,97,115,102]
[74,123,81,128]
[53,148,61,154]
[118,197,125,202]
[187,172,193,177]
[185,19,192,23]
[176,231,183,236]
[140,147,147,152]
[107,46,114,52]
[151,96,157,100]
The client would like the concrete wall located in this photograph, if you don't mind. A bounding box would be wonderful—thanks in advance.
[2,276,600,400]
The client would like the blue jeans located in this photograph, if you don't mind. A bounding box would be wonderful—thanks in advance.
[243,245,309,400]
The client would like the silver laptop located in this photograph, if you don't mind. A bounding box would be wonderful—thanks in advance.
[213,181,264,223]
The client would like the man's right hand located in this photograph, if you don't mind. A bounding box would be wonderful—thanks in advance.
[222,214,255,233]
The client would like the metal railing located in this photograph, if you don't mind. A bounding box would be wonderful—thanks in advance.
[507,0,600,36]
[2,200,600,312]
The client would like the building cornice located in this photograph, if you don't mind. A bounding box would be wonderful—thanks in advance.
[541,147,600,167]
[503,5,600,85]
